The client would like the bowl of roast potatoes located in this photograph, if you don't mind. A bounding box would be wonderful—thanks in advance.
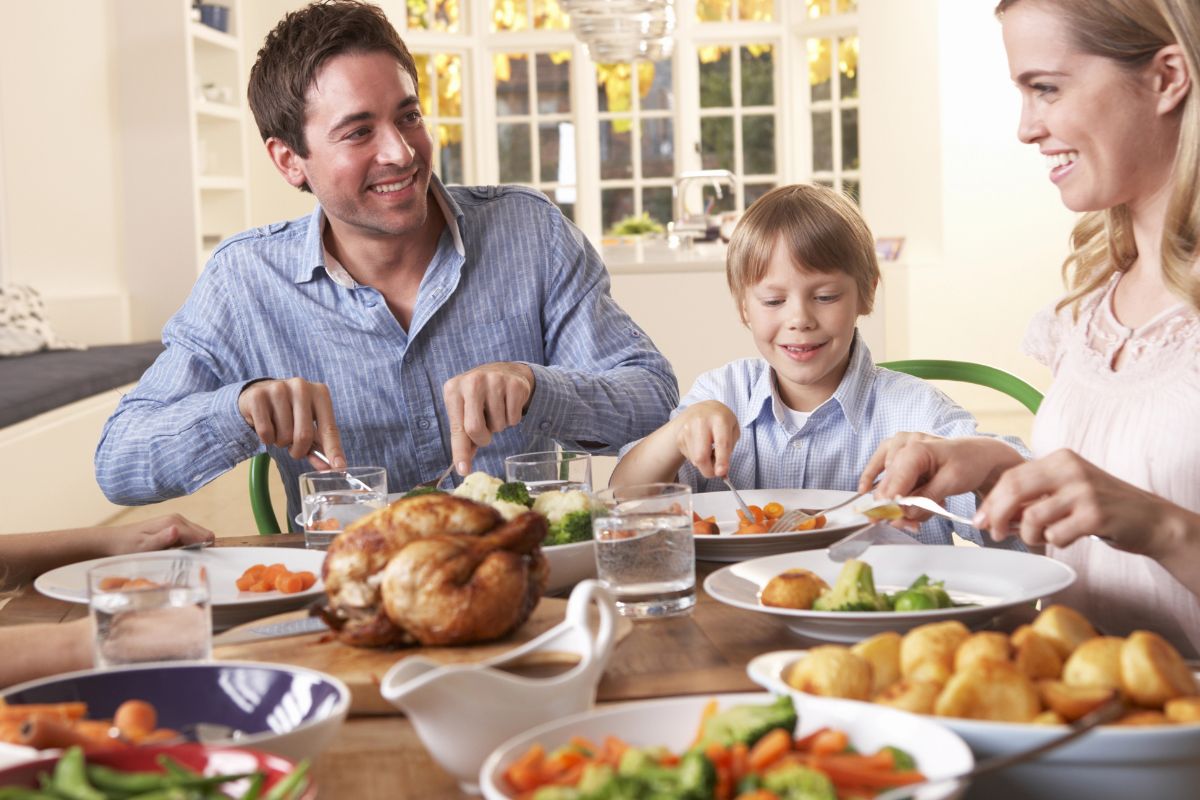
[748,604,1200,799]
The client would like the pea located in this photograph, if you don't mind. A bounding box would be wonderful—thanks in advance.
[892,590,937,612]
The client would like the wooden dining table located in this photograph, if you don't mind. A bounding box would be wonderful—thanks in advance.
[0,533,825,799]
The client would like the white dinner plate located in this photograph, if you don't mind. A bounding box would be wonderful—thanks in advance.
[703,545,1076,642]
[691,488,869,562]
[748,650,1200,800]
[34,547,326,631]
[479,691,973,799]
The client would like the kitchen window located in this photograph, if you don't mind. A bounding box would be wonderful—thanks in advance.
[400,0,861,239]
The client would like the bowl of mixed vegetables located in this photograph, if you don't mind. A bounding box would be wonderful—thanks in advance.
[479,692,973,799]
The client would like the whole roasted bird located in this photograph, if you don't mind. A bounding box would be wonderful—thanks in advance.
[317,492,548,647]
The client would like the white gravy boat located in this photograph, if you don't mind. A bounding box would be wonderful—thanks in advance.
[380,579,617,793]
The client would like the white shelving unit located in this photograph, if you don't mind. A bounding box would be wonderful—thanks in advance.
[114,0,251,340]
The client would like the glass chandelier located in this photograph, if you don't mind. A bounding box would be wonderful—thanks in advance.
[560,0,676,62]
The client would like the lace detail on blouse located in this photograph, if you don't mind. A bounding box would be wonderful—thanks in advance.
[1024,274,1200,379]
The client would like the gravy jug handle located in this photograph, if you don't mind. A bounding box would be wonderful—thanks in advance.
[563,579,616,671]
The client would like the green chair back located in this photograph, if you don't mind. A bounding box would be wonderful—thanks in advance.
[249,453,282,534]
[878,359,1043,414]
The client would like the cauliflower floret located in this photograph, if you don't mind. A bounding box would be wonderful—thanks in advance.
[491,499,532,522]
[453,471,504,504]
[532,489,592,522]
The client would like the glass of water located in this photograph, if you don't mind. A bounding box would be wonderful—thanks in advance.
[88,557,212,668]
[591,483,695,618]
[299,466,388,549]
[505,450,592,497]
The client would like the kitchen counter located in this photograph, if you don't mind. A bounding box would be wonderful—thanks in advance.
[600,238,726,275]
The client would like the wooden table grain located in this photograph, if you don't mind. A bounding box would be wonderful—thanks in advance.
[2,534,805,799]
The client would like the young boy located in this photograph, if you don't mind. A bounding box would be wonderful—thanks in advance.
[611,184,1027,546]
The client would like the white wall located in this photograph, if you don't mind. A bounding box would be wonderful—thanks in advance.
[860,0,1075,420]
[0,2,129,344]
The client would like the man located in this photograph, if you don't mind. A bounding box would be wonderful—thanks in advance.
[95,0,677,524]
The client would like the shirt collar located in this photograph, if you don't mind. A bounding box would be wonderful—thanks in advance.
[735,330,876,433]
[294,174,466,285]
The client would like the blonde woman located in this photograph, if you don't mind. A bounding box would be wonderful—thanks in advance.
[862,0,1200,655]
[0,515,213,687]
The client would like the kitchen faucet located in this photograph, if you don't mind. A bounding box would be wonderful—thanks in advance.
[670,169,738,241]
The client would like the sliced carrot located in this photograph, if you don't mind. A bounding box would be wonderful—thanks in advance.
[296,571,318,590]
[504,743,546,792]
[734,791,781,800]
[693,519,720,535]
[248,580,275,593]
[98,577,129,591]
[235,574,257,591]
[795,514,827,531]
[113,699,157,740]
[747,728,791,772]
[735,523,768,535]
[242,564,267,581]
[0,703,87,722]
[691,699,720,747]
[810,728,849,756]
[763,502,784,519]
[277,573,305,594]
[793,726,831,751]
[729,741,749,785]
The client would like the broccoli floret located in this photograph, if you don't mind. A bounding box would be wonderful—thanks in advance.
[613,749,714,800]
[401,486,444,499]
[694,694,798,750]
[882,745,917,772]
[533,490,595,545]
[760,764,837,800]
[546,509,594,545]
[811,559,890,612]
[497,480,534,507]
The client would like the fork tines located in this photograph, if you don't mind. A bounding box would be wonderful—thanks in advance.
[767,509,813,533]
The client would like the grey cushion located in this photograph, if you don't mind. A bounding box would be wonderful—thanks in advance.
[0,342,164,428]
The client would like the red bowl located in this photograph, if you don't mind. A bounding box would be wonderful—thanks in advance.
[0,743,316,797]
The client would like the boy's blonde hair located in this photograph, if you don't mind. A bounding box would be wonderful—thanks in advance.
[996,0,1200,315]
[726,184,880,321]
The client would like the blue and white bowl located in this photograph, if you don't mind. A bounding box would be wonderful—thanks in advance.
[2,661,349,762]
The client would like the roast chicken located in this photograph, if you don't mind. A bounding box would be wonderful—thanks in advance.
[317,492,549,647]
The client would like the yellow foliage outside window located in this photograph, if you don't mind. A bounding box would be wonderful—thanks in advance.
[492,0,567,31]
[806,36,858,89]
[595,62,657,134]
[413,52,464,146]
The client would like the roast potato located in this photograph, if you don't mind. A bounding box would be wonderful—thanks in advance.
[1062,636,1124,691]
[1119,630,1198,707]
[1014,629,1064,681]
[901,620,970,685]
[1114,710,1171,726]
[934,660,1040,722]
[1031,604,1097,659]
[954,631,1010,672]
[873,680,941,714]
[1032,710,1066,725]
[785,646,873,701]
[760,568,830,610]
[1037,680,1115,722]
[852,631,902,695]
[1164,697,1200,724]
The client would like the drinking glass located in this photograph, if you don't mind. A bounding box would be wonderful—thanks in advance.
[505,451,593,496]
[88,557,212,668]
[591,483,695,618]
[299,466,388,549]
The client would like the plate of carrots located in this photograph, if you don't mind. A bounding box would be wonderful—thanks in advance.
[691,489,870,563]
[34,548,325,630]
[479,692,974,800]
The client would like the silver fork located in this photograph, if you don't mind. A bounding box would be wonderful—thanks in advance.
[309,448,376,494]
[412,462,455,491]
[864,495,1121,548]
[721,478,756,530]
[767,489,870,533]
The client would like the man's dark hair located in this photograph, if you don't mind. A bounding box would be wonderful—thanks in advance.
[248,0,418,161]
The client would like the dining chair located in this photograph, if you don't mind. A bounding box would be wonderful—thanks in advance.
[249,453,282,535]
[878,359,1044,414]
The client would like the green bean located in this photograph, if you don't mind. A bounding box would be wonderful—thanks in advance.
[262,760,309,800]
[238,773,265,800]
[154,756,197,780]
[87,764,172,794]
[49,747,106,800]
[0,789,62,800]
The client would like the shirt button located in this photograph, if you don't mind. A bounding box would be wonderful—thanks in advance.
[417,418,431,430]
[540,421,551,431]
[792,441,803,449]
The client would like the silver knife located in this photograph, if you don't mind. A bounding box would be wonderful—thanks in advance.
[212,615,329,647]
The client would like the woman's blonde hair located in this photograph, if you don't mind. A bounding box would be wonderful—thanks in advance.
[726,184,879,321]
[997,0,1200,314]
